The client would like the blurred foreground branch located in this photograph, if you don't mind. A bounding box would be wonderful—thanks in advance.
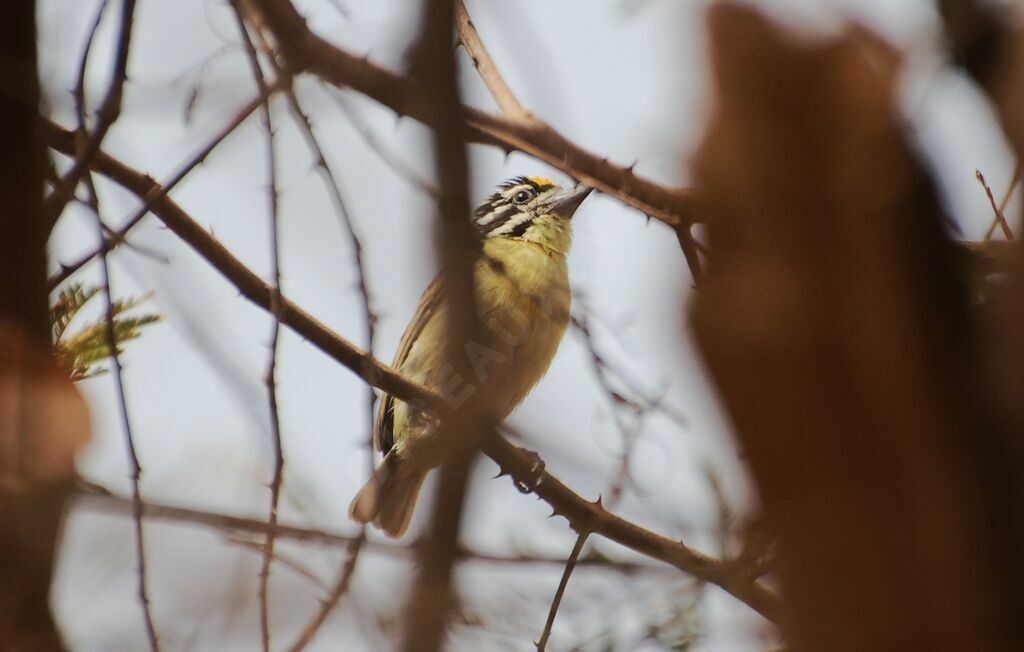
[400,1,478,651]
[78,483,660,571]
[690,5,1024,650]
[0,3,90,649]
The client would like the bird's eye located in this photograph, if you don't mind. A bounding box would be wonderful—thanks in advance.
[512,189,533,204]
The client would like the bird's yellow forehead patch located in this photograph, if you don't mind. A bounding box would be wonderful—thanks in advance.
[529,176,554,188]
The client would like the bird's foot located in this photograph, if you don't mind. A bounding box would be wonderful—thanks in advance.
[512,448,546,494]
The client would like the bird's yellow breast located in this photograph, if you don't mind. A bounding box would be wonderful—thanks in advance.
[388,237,570,464]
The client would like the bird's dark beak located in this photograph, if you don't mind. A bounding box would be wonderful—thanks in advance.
[550,184,593,218]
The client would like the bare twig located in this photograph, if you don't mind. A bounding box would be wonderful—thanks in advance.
[90,182,162,651]
[571,301,688,426]
[44,0,135,226]
[455,0,529,119]
[232,12,285,651]
[977,169,1015,241]
[285,537,364,652]
[47,79,284,291]
[328,89,439,198]
[42,120,782,623]
[279,85,378,406]
[70,0,111,160]
[572,310,648,505]
[226,535,329,591]
[570,305,688,505]
[78,484,658,570]
[980,164,1019,241]
[536,531,589,651]
[252,19,381,648]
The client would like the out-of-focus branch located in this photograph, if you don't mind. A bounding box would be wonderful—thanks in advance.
[959,239,1018,278]
[936,0,1009,88]
[91,180,162,652]
[233,2,381,645]
[42,119,781,623]
[690,6,1020,649]
[0,3,87,649]
[47,79,283,291]
[328,89,440,198]
[401,1,479,650]
[285,536,363,652]
[570,306,687,506]
[77,484,658,571]
[536,532,589,651]
[42,0,136,227]
[232,12,285,651]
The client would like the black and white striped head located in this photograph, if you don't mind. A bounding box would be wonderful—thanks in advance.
[473,176,593,241]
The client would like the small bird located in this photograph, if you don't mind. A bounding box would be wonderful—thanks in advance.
[349,176,593,537]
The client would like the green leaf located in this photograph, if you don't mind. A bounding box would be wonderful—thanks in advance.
[51,283,161,381]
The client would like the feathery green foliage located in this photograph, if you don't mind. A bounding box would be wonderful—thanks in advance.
[51,283,161,381]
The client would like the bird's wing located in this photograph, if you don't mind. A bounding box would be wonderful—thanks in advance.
[375,274,445,454]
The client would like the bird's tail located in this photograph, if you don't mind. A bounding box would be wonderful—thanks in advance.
[349,452,426,538]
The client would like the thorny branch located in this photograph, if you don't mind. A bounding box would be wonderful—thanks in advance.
[64,5,160,648]
[247,0,705,278]
[536,531,589,651]
[285,537,364,652]
[233,4,381,645]
[570,307,683,507]
[979,164,1019,241]
[279,82,377,652]
[90,181,162,652]
[42,119,782,623]
[71,0,111,156]
[454,0,529,119]
[43,0,136,227]
[47,79,284,291]
[452,0,699,280]
[232,12,286,652]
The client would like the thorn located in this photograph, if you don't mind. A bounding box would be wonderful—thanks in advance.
[593,495,604,508]
[625,160,637,173]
